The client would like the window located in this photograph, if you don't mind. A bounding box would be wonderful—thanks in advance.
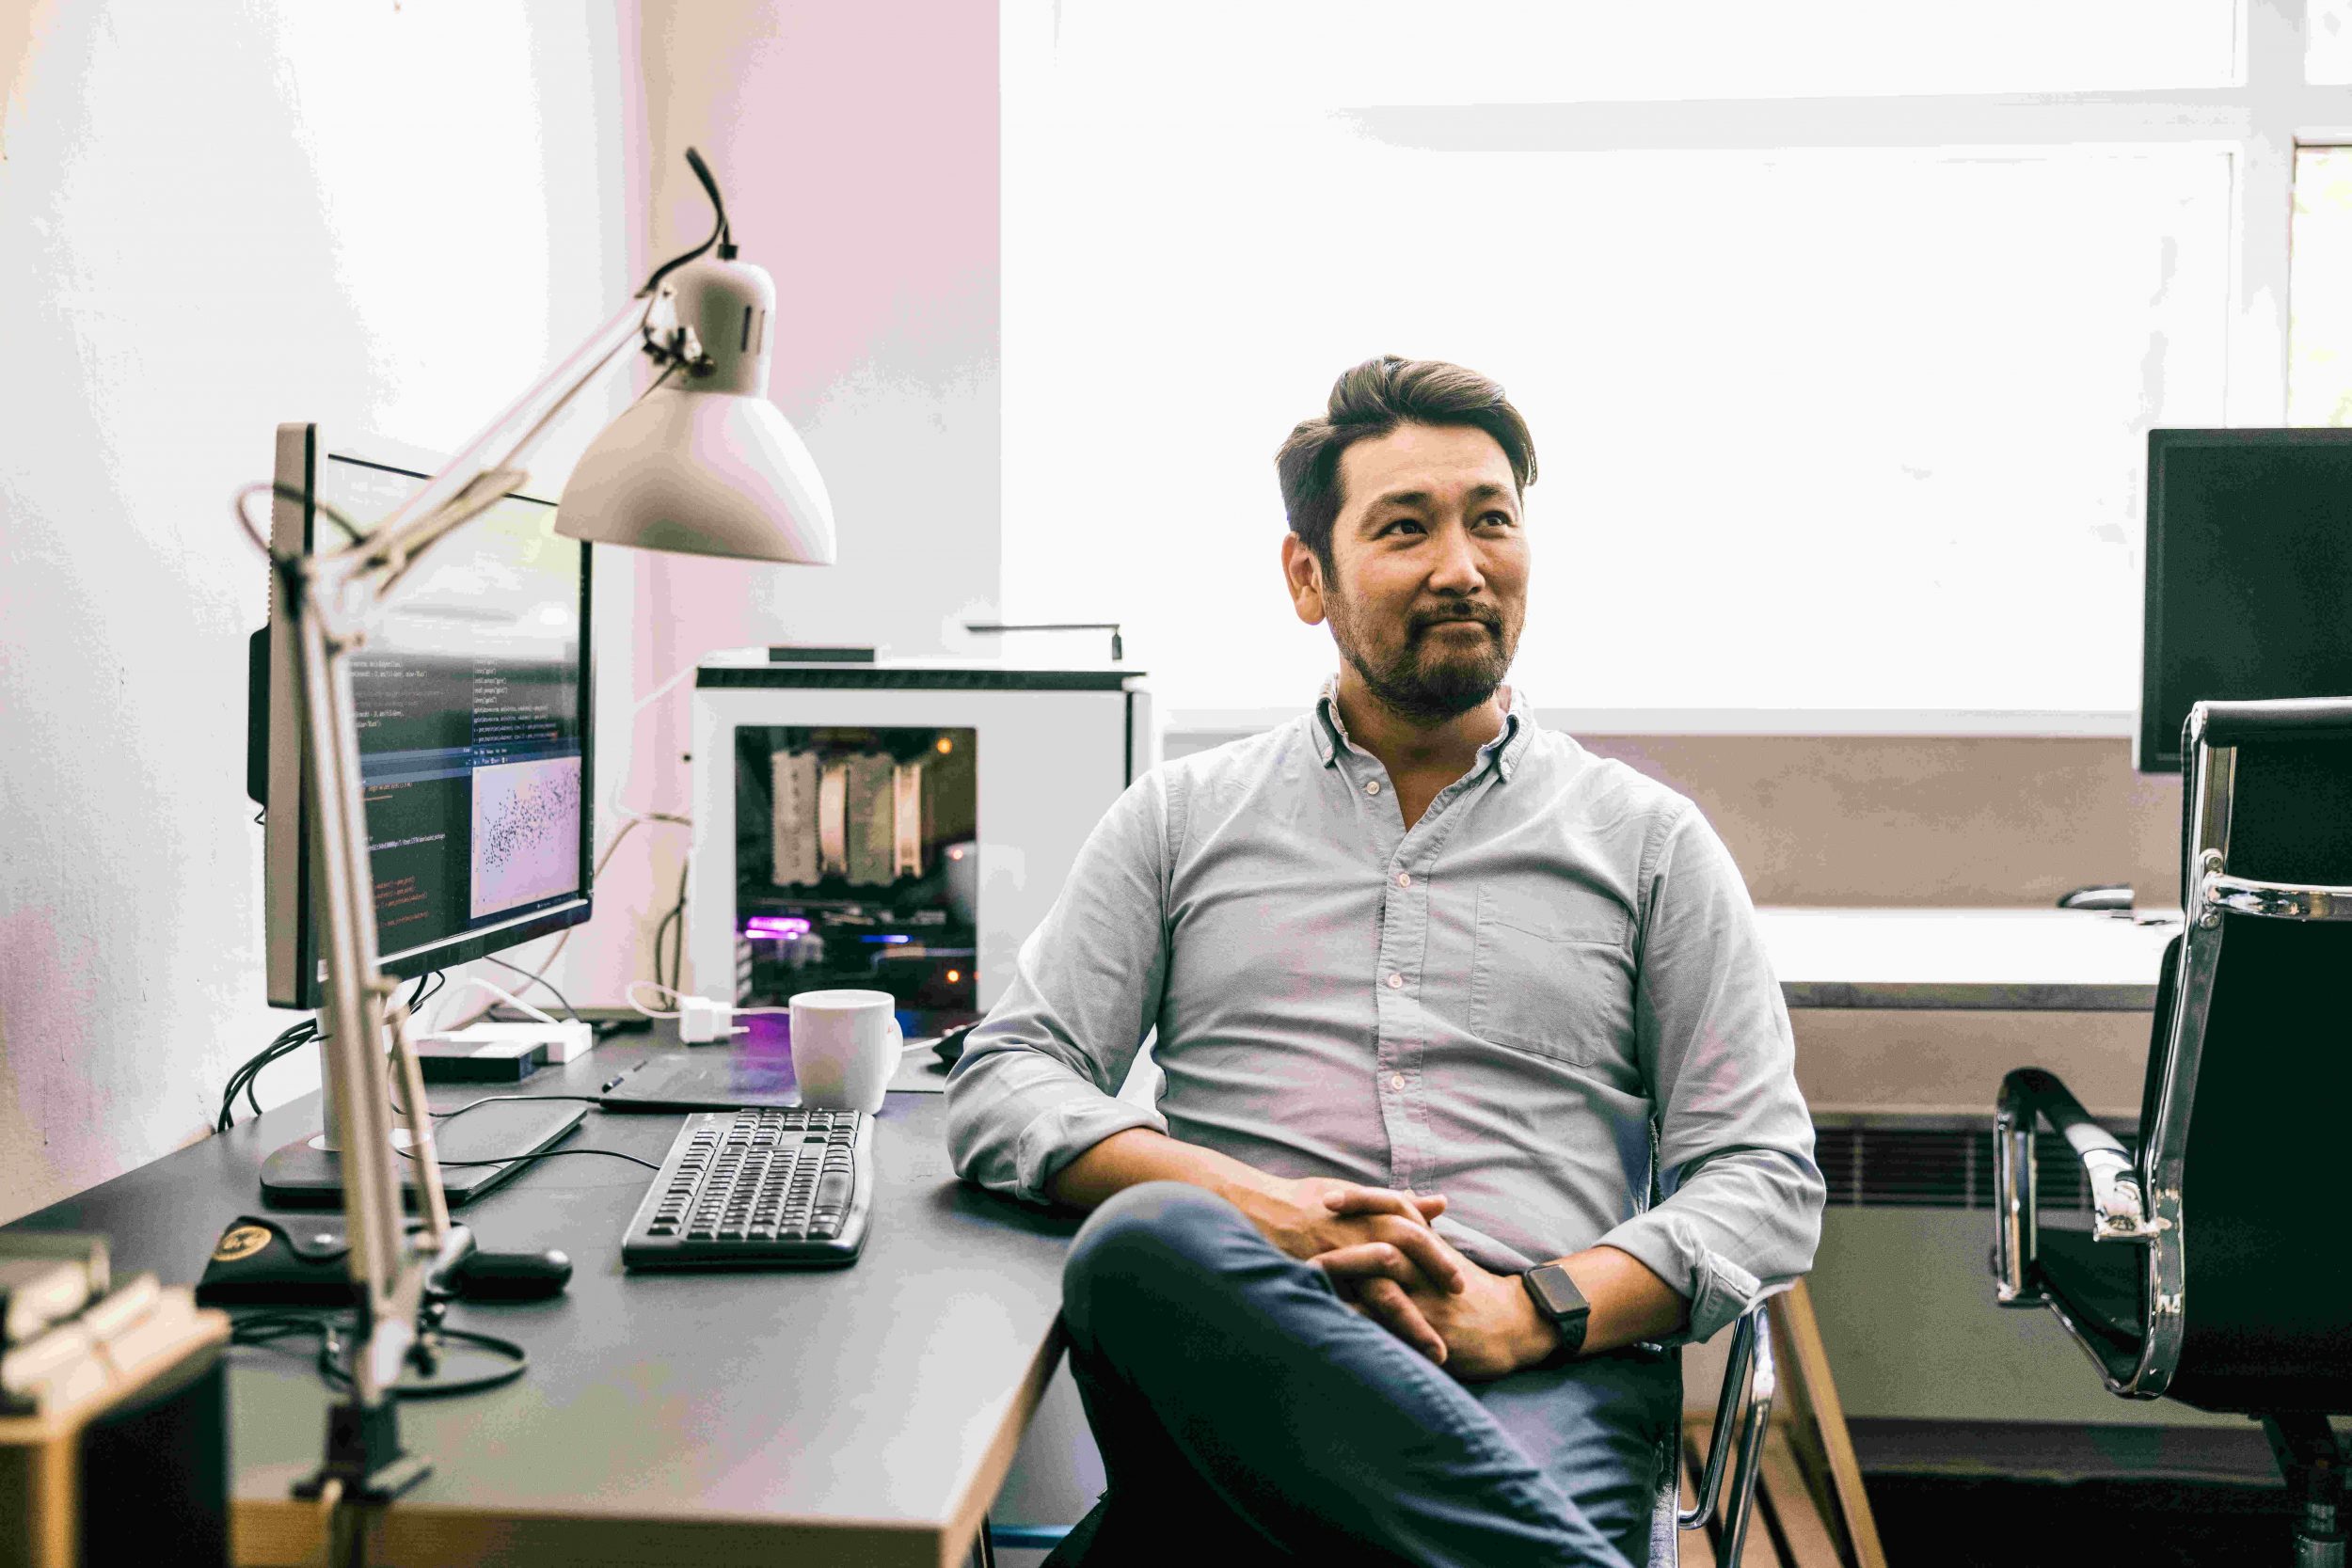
[1005,2,2352,726]
[2292,145,2352,423]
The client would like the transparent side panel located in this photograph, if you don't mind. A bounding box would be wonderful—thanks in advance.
[734,725,978,1019]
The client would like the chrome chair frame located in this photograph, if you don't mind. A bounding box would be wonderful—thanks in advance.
[1992,701,2352,1401]
[1650,1302,1777,1566]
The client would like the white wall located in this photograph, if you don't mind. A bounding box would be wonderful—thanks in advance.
[0,0,630,1221]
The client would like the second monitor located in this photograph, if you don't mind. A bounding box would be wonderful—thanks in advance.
[250,422,594,1204]
[2140,428,2352,773]
[257,422,595,1010]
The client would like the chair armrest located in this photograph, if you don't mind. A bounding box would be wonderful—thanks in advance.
[1680,1302,1776,1558]
[1994,1069,2153,1305]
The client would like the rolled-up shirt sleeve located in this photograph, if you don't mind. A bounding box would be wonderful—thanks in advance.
[1595,804,1826,1343]
[946,770,1173,1203]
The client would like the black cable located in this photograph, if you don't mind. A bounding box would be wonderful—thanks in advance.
[220,1021,315,1132]
[651,904,679,996]
[242,1030,311,1121]
[218,973,437,1132]
[406,969,448,1014]
[639,146,734,298]
[660,859,691,994]
[398,1145,660,1173]
[433,1092,606,1126]
[483,954,580,1022]
[230,1312,528,1400]
[653,863,687,994]
[228,1031,299,1123]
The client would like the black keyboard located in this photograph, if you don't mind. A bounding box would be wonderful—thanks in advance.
[621,1107,875,1269]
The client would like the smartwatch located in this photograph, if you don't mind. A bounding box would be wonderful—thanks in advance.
[1520,1262,1591,1360]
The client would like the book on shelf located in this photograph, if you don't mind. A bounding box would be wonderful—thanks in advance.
[0,1276,213,1418]
[0,1233,108,1347]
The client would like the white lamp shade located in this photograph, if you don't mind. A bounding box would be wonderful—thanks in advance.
[556,385,836,565]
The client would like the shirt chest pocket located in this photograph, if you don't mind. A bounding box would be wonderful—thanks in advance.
[1468,884,1632,1069]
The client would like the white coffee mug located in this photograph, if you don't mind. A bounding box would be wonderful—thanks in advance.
[788,989,901,1112]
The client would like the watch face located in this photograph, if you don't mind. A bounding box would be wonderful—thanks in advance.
[1528,1263,1589,1320]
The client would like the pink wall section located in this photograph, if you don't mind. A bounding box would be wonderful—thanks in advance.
[566,2,1004,1004]
[640,2,1002,417]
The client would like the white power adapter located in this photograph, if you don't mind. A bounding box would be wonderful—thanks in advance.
[677,995,743,1043]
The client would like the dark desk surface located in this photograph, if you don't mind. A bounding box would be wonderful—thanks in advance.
[5,1037,1076,1568]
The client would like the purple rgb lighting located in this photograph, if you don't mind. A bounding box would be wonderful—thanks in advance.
[744,916,813,938]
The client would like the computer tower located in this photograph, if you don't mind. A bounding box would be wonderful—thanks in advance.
[686,653,1156,1023]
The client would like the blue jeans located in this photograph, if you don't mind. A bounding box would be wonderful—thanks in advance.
[1052,1182,1680,1567]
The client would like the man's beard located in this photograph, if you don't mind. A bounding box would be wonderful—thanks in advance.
[1328,596,1515,724]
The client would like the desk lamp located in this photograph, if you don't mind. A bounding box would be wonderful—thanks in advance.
[235,149,833,1504]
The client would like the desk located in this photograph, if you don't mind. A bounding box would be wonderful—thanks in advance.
[3,1038,1075,1568]
[1757,906,2178,1012]
[1755,908,2175,1121]
[3,908,2189,1556]
[1743,911,2230,1429]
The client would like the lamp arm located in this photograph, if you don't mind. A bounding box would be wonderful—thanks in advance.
[326,288,690,604]
[290,555,423,1399]
[283,280,690,1426]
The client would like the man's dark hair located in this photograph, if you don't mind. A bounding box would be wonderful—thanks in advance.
[1275,356,1537,571]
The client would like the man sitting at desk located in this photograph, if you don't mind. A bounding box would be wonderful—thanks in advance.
[946,356,1823,1567]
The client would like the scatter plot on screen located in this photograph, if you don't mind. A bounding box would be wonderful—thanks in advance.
[470,756,582,918]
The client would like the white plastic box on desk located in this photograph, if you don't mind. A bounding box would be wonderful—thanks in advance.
[687,651,1157,1019]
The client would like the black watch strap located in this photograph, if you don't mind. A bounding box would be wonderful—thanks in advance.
[1520,1262,1591,1360]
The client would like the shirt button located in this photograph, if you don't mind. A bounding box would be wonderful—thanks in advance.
[1386,972,1404,990]
[1395,871,1412,888]
[1364,779,1382,796]
[1390,1073,1406,1091]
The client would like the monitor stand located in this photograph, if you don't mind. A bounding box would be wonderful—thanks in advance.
[260,1100,588,1208]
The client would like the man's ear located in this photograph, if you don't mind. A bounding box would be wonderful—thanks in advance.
[1281,534,1327,626]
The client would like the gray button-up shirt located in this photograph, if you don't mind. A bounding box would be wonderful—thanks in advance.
[946,684,1823,1342]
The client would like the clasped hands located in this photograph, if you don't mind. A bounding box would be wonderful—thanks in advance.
[1232,1176,1558,1382]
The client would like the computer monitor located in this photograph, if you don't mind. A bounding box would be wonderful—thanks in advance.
[2139,428,2352,773]
[257,423,595,1008]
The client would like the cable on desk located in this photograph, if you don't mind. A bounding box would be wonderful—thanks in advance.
[397,1144,661,1173]
[230,1310,529,1400]
[434,1092,607,1125]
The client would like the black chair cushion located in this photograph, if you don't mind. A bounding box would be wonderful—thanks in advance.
[2168,914,2352,1413]
[2035,1229,2146,1387]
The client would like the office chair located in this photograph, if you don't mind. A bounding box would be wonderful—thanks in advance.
[1993,696,2352,1565]
[1655,1301,1777,1565]
[980,1302,1775,1567]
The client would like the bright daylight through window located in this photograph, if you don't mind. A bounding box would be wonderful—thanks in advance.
[1004,1,2349,729]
